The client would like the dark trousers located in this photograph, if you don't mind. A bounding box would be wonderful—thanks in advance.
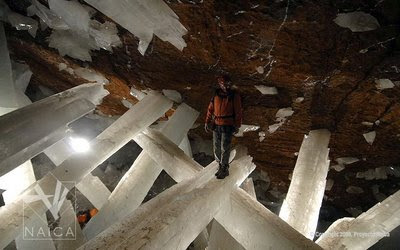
[213,125,234,166]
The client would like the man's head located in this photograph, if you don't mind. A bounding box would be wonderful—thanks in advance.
[217,74,232,92]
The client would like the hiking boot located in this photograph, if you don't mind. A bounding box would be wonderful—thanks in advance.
[216,164,229,179]
[215,164,223,177]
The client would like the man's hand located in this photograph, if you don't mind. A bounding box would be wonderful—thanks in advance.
[204,123,211,133]
[233,126,239,135]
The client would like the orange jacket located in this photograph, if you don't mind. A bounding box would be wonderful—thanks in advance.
[206,89,242,127]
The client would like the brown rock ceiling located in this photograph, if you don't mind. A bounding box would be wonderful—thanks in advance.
[5,0,400,211]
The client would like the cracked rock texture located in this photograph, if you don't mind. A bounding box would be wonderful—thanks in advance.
[4,0,400,214]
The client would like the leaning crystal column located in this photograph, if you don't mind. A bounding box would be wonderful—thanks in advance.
[0,100,94,177]
[216,188,322,250]
[79,156,255,250]
[0,82,108,133]
[0,84,108,177]
[133,129,203,180]
[178,131,210,250]
[134,129,322,250]
[0,93,172,249]
[316,189,400,250]
[279,129,331,239]
[83,103,199,239]
[0,25,55,248]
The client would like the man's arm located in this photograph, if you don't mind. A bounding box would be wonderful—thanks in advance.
[205,98,214,124]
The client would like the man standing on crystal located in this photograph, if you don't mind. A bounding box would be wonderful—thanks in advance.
[205,74,242,179]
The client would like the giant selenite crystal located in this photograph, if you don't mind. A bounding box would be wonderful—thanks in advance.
[44,138,111,209]
[0,23,18,108]
[0,154,55,249]
[29,0,121,61]
[0,82,108,134]
[4,9,38,37]
[0,162,36,203]
[316,190,400,250]
[0,41,55,248]
[0,82,108,176]
[79,156,255,249]
[0,99,93,177]
[49,29,98,61]
[83,103,199,239]
[128,128,321,249]
[207,177,257,250]
[133,129,203,181]
[75,175,111,209]
[83,0,187,55]
[0,93,172,248]
[216,188,322,250]
[27,0,69,30]
[48,0,90,34]
[279,129,331,239]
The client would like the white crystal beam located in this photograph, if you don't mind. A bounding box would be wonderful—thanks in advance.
[134,129,202,181]
[79,156,255,250]
[0,99,94,177]
[0,162,36,203]
[131,128,321,249]
[83,153,161,239]
[0,82,108,132]
[80,163,218,249]
[0,82,108,176]
[0,93,172,248]
[48,0,90,34]
[279,129,331,239]
[138,126,210,249]
[0,31,56,249]
[316,190,400,250]
[51,92,171,184]
[83,103,198,239]
[75,175,111,209]
[217,188,322,249]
